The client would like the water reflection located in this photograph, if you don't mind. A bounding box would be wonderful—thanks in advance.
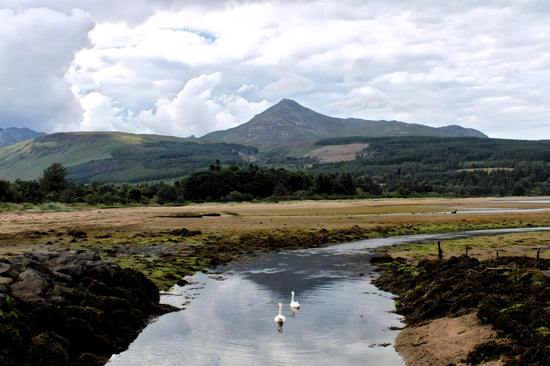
[108,227,550,366]
[108,240,405,365]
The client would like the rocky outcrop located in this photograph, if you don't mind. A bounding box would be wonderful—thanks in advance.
[0,250,175,366]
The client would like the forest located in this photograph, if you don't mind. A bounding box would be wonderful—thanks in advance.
[0,152,549,207]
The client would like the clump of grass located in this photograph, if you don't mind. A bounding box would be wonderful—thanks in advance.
[37,203,74,212]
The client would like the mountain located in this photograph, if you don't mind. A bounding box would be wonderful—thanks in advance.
[0,127,45,148]
[436,125,487,138]
[201,99,488,144]
[0,132,258,183]
[0,101,490,184]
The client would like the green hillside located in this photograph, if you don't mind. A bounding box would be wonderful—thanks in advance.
[0,132,258,183]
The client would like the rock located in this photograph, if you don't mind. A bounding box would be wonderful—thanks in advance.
[17,268,43,281]
[53,264,82,278]
[0,277,13,286]
[50,270,72,282]
[23,251,51,263]
[11,276,46,302]
[0,277,13,294]
[177,278,190,286]
[0,249,176,365]
[369,254,395,264]
[0,262,11,275]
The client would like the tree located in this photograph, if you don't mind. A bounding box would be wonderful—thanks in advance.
[0,179,13,202]
[155,181,178,204]
[39,163,70,200]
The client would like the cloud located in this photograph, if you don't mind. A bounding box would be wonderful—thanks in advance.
[0,8,94,131]
[71,73,270,138]
[1,1,550,139]
[136,72,270,137]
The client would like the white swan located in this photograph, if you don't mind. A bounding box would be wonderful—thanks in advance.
[274,303,286,324]
[290,291,300,309]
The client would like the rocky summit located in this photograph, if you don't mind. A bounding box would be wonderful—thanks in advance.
[0,249,175,366]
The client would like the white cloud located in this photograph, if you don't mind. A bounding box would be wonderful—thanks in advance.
[136,73,270,137]
[1,0,550,139]
[0,7,94,131]
[71,73,270,138]
[67,91,137,133]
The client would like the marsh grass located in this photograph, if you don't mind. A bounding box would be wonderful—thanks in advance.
[2,198,549,290]
[388,231,550,263]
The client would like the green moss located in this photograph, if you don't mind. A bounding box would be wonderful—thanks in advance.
[0,295,20,319]
[502,303,523,312]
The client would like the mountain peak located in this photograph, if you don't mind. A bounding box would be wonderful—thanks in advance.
[261,98,317,117]
[278,98,298,105]
[275,98,304,108]
[201,99,488,144]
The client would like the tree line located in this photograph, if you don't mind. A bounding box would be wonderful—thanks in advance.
[1,159,549,206]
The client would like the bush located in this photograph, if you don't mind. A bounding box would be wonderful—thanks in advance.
[225,191,252,202]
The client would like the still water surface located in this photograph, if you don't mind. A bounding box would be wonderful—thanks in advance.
[108,227,550,366]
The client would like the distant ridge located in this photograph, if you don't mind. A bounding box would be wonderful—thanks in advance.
[0,127,45,148]
[0,131,258,183]
[436,125,487,138]
[201,99,488,144]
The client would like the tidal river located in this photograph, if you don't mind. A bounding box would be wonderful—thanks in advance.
[108,227,549,366]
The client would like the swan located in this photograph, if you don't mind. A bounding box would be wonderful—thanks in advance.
[274,303,286,324]
[290,291,300,309]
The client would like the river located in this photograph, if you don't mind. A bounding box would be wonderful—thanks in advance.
[108,227,550,366]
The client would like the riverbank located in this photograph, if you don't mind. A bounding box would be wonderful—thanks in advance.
[373,252,549,365]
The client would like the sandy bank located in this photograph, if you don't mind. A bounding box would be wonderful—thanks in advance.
[395,314,504,366]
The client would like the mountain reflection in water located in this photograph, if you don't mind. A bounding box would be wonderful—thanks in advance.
[108,227,550,366]
[109,241,405,365]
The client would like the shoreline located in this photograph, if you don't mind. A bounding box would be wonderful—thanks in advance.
[1,197,549,364]
[372,252,549,366]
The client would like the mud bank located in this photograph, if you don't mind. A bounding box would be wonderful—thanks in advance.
[373,255,549,365]
[0,250,174,366]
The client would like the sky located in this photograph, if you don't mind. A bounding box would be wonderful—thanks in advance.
[1,0,549,140]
